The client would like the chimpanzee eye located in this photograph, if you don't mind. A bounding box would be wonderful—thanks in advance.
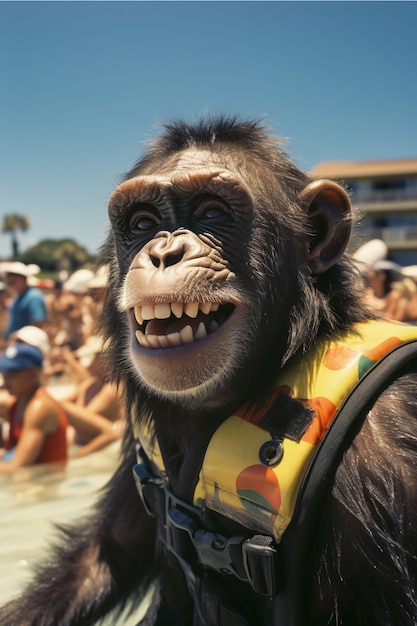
[129,206,161,231]
[202,207,225,219]
[195,198,230,221]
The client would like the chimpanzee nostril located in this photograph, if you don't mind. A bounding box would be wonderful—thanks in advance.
[149,250,184,269]
[150,255,161,268]
[164,250,185,267]
[148,239,186,269]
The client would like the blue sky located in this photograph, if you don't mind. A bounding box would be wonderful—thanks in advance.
[1,1,416,256]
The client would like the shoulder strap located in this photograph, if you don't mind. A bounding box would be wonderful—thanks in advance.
[275,339,417,625]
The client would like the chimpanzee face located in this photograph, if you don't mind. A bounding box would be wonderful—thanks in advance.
[108,148,257,400]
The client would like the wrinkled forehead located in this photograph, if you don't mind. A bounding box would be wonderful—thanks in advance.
[108,147,253,217]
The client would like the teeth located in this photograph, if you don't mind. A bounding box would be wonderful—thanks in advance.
[200,302,212,315]
[157,335,171,349]
[134,301,224,350]
[136,330,194,349]
[135,301,220,325]
[154,303,171,319]
[167,332,181,347]
[135,330,149,347]
[195,322,207,339]
[180,325,194,344]
[141,304,155,321]
[185,302,199,318]
[146,334,161,349]
[134,320,213,350]
[134,306,143,325]
[171,302,184,318]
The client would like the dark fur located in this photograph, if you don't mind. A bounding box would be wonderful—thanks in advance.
[2,115,417,625]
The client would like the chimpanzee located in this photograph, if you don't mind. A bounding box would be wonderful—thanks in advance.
[2,115,417,626]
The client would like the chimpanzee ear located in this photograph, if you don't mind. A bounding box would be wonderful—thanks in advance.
[299,179,352,275]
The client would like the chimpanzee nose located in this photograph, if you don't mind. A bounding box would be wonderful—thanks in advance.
[150,236,184,268]
[147,230,204,270]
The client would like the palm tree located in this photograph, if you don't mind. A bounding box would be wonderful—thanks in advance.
[51,240,90,272]
[2,214,31,258]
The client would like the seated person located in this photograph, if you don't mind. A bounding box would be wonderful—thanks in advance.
[62,401,121,458]
[0,344,68,471]
[62,336,125,436]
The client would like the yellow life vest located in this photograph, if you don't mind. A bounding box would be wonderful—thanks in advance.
[138,320,417,544]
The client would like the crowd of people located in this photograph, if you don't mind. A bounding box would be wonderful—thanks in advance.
[0,261,124,472]
[353,239,417,323]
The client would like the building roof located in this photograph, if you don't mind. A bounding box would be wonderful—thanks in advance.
[310,158,417,180]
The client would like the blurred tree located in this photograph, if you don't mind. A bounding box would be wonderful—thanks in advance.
[52,239,91,273]
[17,239,95,273]
[2,214,31,258]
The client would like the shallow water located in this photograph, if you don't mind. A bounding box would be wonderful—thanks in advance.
[0,441,152,625]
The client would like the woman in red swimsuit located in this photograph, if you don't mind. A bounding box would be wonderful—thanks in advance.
[0,343,67,471]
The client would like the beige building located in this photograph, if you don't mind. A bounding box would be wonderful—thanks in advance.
[310,158,417,265]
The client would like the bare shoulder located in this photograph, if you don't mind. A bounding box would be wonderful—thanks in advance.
[25,389,62,433]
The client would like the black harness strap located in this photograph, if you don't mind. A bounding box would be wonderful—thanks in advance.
[275,339,417,625]
[133,448,277,625]
[133,457,277,567]
[196,573,250,626]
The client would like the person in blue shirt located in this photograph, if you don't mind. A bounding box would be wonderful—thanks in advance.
[0,262,47,337]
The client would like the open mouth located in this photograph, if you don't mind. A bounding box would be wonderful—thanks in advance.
[132,301,235,349]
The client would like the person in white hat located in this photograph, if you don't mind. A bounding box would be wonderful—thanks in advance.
[364,259,410,321]
[400,266,417,322]
[352,239,388,273]
[84,265,110,334]
[52,269,94,350]
[10,325,50,357]
[0,262,47,338]
[63,269,95,295]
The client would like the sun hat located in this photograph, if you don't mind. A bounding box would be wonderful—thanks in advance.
[352,239,388,274]
[0,262,41,278]
[11,325,50,356]
[0,344,43,372]
[402,266,417,279]
[87,265,109,289]
[63,269,95,294]
[372,260,404,282]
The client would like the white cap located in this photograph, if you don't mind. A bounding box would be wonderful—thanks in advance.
[402,265,417,279]
[63,269,95,294]
[0,262,41,278]
[372,260,404,281]
[76,335,104,367]
[87,265,109,289]
[352,239,388,274]
[11,325,50,356]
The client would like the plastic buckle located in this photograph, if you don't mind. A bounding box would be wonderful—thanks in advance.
[193,529,246,577]
[242,535,277,597]
[167,506,247,578]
